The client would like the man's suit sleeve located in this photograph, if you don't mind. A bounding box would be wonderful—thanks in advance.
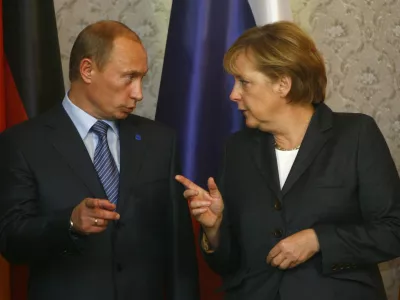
[0,132,82,264]
[165,133,199,300]
[314,115,400,274]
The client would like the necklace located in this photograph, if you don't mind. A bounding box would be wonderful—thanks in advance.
[274,142,301,151]
[273,112,312,152]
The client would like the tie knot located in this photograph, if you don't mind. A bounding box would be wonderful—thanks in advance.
[91,120,109,137]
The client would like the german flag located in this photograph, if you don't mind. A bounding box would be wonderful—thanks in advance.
[0,0,64,299]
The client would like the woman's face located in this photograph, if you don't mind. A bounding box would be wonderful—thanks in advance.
[229,52,291,131]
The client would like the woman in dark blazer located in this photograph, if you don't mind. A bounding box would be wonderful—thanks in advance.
[176,21,400,300]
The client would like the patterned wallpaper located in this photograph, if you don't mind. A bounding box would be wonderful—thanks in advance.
[291,0,400,169]
[53,0,400,298]
[290,2,400,298]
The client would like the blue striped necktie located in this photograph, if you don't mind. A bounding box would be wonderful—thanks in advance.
[91,120,119,205]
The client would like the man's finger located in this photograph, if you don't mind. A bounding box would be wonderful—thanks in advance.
[175,175,201,191]
[85,198,116,211]
[87,226,108,234]
[91,218,108,227]
[98,200,117,211]
[84,198,99,208]
[95,209,120,221]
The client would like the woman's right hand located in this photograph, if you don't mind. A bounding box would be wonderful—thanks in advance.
[175,175,224,230]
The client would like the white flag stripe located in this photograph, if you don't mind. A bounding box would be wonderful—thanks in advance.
[248,0,293,26]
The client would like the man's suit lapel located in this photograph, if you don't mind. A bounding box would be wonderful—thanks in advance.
[251,130,281,199]
[45,105,106,198]
[117,116,147,210]
[281,103,333,195]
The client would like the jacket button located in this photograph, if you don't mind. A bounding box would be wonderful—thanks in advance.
[272,229,283,238]
[274,201,282,211]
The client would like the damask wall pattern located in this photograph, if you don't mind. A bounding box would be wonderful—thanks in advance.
[54,0,400,298]
[290,1,400,299]
[291,0,400,167]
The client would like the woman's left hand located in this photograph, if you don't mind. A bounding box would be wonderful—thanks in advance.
[266,229,320,270]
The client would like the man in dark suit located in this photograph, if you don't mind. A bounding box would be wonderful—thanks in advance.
[0,20,199,300]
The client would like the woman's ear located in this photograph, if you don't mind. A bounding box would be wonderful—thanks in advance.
[276,76,292,98]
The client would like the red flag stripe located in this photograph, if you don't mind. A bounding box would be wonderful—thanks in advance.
[4,59,28,127]
[0,0,29,299]
[0,256,10,300]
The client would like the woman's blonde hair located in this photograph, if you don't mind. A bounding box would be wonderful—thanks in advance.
[224,21,326,104]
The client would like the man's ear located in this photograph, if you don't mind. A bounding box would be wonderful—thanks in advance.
[80,58,95,83]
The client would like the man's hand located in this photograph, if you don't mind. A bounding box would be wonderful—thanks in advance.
[266,229,320,270]
[70,198,120,234]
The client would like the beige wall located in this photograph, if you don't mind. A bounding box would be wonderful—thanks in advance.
[54,0,400,298]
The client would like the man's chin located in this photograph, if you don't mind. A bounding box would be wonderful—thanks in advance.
[119,107,136,118]
[114,111,131,120]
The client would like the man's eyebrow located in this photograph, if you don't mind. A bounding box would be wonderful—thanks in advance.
[122,69,148,76]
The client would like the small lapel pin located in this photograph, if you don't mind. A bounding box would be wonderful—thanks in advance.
[135,134,141,141]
